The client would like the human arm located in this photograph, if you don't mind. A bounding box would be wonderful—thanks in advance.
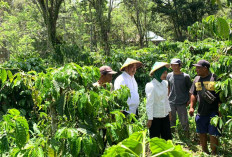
[189,94,197,117]
[147,120,152,128]
[145,83,154,128]
[167,73,171,96]
[185,74,192,106]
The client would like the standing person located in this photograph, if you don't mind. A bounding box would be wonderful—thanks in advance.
[114,58,143,115]
[167,58,192,136]
[189,60,221,155]
[146,62,172,140]
[93,65,117,89]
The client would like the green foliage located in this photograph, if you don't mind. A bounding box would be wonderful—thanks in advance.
[152,0,218,40]
[2,57,46,72]
[103,131,190,157]
[150,138,190,156]
[188,15,231,41]
[103,131,146,157]
[0,109,29,152]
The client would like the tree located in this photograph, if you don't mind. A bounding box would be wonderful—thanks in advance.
[152,0,218,41]
[34,0,64,62]
[123,0,151,47]
[87,0,115,56]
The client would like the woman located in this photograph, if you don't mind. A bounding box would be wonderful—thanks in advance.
[146,62,172,140]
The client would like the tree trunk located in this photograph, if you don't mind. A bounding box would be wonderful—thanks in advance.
[35,0,64,61]
[50,102,57,136]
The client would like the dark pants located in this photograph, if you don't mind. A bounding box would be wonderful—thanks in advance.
[149,115,172,140]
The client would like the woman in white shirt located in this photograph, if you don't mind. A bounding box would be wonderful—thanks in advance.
[146,62,172,140]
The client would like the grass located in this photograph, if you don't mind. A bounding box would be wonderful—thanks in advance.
[172,120,232,157]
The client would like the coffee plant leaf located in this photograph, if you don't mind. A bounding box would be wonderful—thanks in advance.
[121,139,142,155]
[149,138,174,155]
[15,116,29,149]
[215,17,230,39]
[7,70,13,83]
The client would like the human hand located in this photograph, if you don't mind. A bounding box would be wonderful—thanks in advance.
[147,120,152,128]
[189,107,194,117]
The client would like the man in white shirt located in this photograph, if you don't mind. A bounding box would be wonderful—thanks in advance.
[114,58,142,115]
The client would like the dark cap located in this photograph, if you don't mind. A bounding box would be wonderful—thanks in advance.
[171,58,182,65]
[100,66,117,75]
[193,60,210,69]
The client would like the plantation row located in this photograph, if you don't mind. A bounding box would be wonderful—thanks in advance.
[0,39,232,156]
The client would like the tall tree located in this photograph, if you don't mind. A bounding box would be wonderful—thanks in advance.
[152,0,218,41]
[34,0,64,61]
[123,0,150,47]
[87,0,115,56]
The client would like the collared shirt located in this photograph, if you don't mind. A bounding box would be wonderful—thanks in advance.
[114,72,140,114]
[145,78,171,120]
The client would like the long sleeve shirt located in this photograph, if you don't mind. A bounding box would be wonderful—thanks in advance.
[114,72,140,114]
[145,78,171,120]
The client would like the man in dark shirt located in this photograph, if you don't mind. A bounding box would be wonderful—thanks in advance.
[167,59,192,136]
[189,60,221,155]
[93,66,117,89]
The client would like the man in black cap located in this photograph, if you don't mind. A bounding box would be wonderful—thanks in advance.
[93,66,117,89]
[167,58,192,136]
[189,60,221,155]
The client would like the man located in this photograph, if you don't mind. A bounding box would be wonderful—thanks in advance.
[189,60,221,155]
[114,58,142,115]
[93,65,117,89]
[167,59,192,136]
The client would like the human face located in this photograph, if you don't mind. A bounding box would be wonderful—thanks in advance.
[104,74,113,83]
[171,64,181,73]
[160,71,167,80]
[195,66,208,77]
[125,64,137,76]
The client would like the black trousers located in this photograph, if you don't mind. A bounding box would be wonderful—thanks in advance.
[149,115,172,140]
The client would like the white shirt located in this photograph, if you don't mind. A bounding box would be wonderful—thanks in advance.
[145,78,171,120]
[114,72,140,114]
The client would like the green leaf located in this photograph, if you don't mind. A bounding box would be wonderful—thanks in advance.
[1,69,7,83]
[7,70,13,83]
[71,137,82,156]
[149,138,173,155]
[210,116,219,127]
[56,94,66,116]
[82,136,93,156]
[47,146,55,157]
[8,108,21,116]
[215,18,230,39]
[1,134,9,152]
[13,73,21,86]
[15,117,29,149]
[211,0,216,4]
[102,145,138,157]
[121,139,142,155]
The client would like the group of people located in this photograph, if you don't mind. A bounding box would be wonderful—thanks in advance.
[93,58,221,155]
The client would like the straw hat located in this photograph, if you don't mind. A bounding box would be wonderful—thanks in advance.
[120,58,143,71]
[149,62,170,76]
